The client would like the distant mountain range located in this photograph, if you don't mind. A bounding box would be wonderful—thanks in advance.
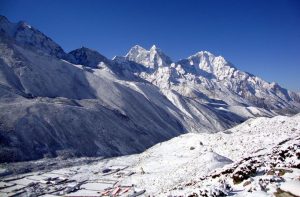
[0,15,299,162]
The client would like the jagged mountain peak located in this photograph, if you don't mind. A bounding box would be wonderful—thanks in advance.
[0,16,65,59]
[188,50,228,64]
[193,50,215,57]
[115,45,299,110]
[176,50,235,80]
[0,15,18,36]
[149,44,161,54]
[150,44,157,50]
[17,20,32,29]
[125,44,172,68]
[0,16,33,35]
[67,47,109,68]
[0,15,9,23]
[126,45,147,57]
[150,44,163,52]
[149,44,169,57]
[70,46,101,54]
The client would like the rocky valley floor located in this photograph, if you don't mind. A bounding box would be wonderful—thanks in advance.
[0,114,299,197]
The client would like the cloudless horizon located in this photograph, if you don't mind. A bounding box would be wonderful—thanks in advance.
[0,0,299,91]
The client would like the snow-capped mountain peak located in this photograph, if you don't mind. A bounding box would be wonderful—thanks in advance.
[148,44,165,54]
[192,50,215,58]
[125,45,147,58]
[0,15,17,36]
[125,45,172,68]
[0,15,65,58]
[150,44,158,50]
[184,51,234,78]
[0,15,8,22]
[118,45,300,111]
[17,20,32,29]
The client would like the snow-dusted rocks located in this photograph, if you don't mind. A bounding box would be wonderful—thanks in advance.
[125,45,172,68]
[168,114,300,196]
[188,136,300,197]
[67,47,109,68]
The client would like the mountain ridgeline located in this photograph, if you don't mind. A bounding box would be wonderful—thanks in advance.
[0,16,299,162]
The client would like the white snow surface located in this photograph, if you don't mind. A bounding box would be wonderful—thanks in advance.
[1,114,298,196]
[280,180,300,196]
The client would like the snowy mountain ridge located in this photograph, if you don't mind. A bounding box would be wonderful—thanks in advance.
[67,47,110,68]
[119,45,300,111]
[0,16,300,162]
[125,45,173,68]
[0,15,65,59]
[1,14,298,113]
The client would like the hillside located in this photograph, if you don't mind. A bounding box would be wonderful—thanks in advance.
[0,114,298,196]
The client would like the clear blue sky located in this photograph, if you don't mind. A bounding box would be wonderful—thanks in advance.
[0,0,299,91]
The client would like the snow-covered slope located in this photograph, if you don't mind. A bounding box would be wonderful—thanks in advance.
[0,18,187,162]
[1,114,298,196]
[122,114,300,195]
[171,137,300,197]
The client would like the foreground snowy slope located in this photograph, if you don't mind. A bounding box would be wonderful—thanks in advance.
[116,114,300,195]
[0,114,298,196]
[172,135,300,197]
